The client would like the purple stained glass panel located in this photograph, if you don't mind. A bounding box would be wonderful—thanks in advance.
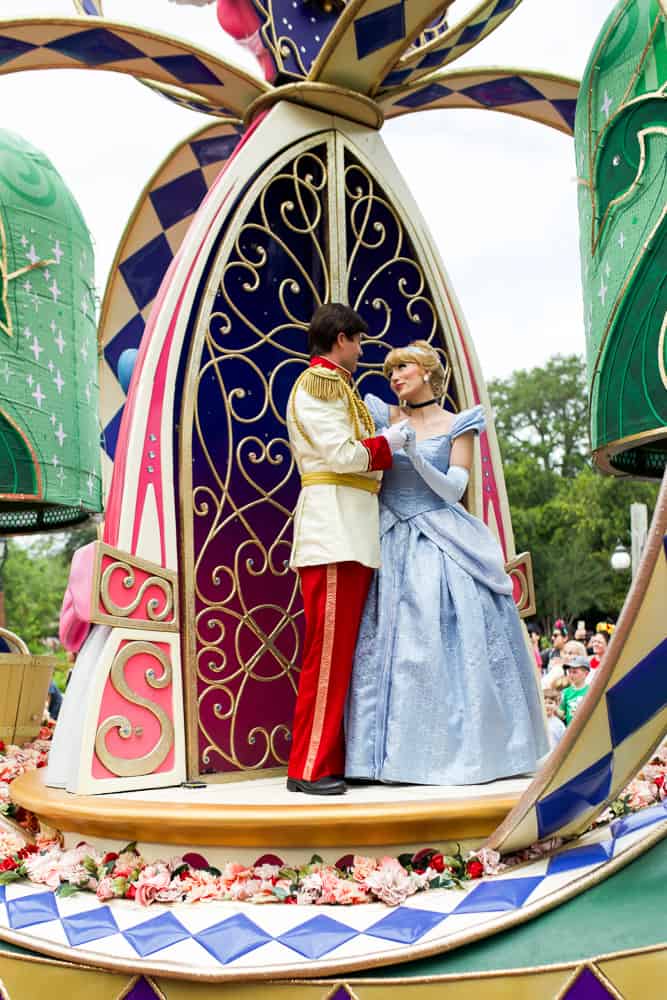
[122,977,163,1000]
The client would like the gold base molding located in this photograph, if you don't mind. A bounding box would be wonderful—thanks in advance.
[244,83,384,129]
[13,770,520,849]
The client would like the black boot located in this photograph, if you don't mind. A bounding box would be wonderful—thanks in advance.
[286,775,347,795]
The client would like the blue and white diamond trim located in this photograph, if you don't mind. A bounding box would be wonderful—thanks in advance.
[0,804,665,981]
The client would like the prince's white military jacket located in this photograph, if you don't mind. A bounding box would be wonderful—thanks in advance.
[286,357,393,569]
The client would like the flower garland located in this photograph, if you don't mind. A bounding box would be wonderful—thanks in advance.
[0,731,664,908]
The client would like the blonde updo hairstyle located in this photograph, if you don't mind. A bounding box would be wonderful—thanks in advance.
[383,340,447,398]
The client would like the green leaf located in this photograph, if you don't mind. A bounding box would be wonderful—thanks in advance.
[308,854,323,865]
[273,885,288,899]
[205,866,221,877]
[82,856,98,876]
[171,864,188,879]
[397,853,413,869]
[0,870,22,885]
[56,883,81,898]
[119,841,138,855]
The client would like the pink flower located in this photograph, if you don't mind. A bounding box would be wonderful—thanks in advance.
[229,877,262,901]
[24,849,62,889]
[328,880,368,905]
[351,855,376,883]
[133,864,173,907]
[96,876,115,901]
[221,862,250,887]
[182,870,225,903]
[627,779,657,810]
[365,862,418,906]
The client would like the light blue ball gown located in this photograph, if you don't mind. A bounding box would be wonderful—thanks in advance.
[344,395,549,785]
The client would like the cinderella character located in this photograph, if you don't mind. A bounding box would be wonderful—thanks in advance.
[345,341,549,785]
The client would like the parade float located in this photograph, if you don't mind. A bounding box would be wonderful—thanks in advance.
[0,0,663,996]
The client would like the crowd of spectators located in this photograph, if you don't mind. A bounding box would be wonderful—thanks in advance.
[528,619,616,749]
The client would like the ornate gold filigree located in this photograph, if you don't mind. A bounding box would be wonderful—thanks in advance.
[101,562,174,622]
[95,641,174,778]
[180,132,462,777]
[89,542,179,632]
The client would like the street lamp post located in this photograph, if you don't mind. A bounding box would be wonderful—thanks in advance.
[610,540,631,573]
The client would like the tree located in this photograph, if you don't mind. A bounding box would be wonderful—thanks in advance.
[488,354,589,478]
[488,354,660,628]
[2,538,70,652]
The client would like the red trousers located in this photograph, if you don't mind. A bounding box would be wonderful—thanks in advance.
[288,561,373,782]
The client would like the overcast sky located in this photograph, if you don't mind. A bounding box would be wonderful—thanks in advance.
[1,0,616,380]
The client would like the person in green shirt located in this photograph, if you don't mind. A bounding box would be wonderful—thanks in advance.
[560,656,591,725]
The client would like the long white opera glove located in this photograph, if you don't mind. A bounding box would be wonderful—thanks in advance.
[404,437,469,502]
[381,419,413,453]
[168,1,215,6]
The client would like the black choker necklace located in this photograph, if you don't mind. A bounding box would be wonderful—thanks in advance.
[406,398,439,409]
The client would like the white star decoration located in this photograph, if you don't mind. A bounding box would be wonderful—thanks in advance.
[25,244,40,267]
[56,467,65,485]
[598,278,608,306]
[51,240,64,265]
[55,423,67,447]
[31,383,45,408]
[0,362,11,384]
[80,343,88,362]
[26,374,33,387]
[86,474,94,496]
[618,232,626,249]
[54,330,66,354]
[20,235,28,248]
[22,326,32,341]
[30,337,43,363]
[53,370,64,394]
[601,90,613,119]
[49,279,61,303]
[50,413,57,426]
[605,261,611,278]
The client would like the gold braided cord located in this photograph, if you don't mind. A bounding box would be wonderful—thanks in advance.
[289,364,375,448]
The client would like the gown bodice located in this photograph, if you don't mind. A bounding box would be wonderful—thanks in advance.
[365,394,486,521]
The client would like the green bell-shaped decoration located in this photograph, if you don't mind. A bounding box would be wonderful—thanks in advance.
[0,130,101,531]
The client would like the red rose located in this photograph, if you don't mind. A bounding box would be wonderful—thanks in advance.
[17,845,38,859]
[0,741,6,754]
[126,884,136,900]
[466,860,484,879]
[430,853,445,873]
[655,775,665,789]
[0,858,18,872]
[102,852,119,865]
[36,760,47,769]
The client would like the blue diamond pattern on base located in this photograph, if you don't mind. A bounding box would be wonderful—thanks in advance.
[547,841,613,875]
[461,75,545,107]
[0,886,6,905]
[395,83,453,109]
[195,913,271,964]
[278,914,357,959]
[453,876,543,914]
[150,169,208,231]
[365,906,446,944]
[606,638,667,748]
[7,891,59,930]
[536,753,614,840]
[494,0,519,12]
[611,801,667,840]
[153,54,221,86]
[123,912,190,958]
[354,2,406,60]
[119,233,173,310]
[417,49,452,70]
[45,28,144,65]
[62,905,119,946]
[0,36,35,66]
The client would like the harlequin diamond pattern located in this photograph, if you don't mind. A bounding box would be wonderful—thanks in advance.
[383,73,578,135]
[0,805,663,975]
[99,125,242,461]
[380,0,524,88]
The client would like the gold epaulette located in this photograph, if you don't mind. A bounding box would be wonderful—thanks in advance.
[298,365,346,402]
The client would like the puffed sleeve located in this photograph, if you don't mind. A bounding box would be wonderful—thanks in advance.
[450,404,486,440]
[363,393,391,431]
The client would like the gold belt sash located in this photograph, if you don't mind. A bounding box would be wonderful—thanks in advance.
[301,472,381,495]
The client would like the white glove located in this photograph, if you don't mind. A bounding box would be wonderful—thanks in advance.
[381,419,413,453]
[404,434,469,502]
[168,1,215,6]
